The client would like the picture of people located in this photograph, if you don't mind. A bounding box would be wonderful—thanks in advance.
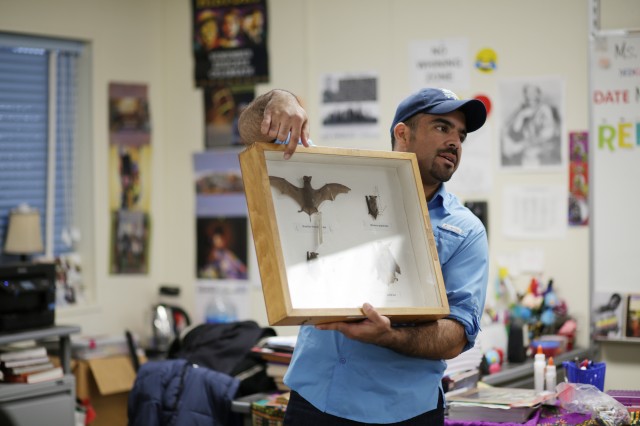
[108,82,151,145]
[192,0,269,86]
[204,84,255,147]
[568,131,589,226]
[111,210,150,274]
[109,144,151,212]
[626,294,640,338]
[195,9,221,51]
[592,292,624,339]
[499,78,564,170]
[197,217,248,280]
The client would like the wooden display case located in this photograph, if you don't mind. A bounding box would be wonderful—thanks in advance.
[240,143,448,325]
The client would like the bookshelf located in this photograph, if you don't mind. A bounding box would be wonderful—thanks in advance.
[0,325,81,426]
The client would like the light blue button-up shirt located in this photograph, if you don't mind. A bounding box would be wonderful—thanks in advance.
[284,183,489,423]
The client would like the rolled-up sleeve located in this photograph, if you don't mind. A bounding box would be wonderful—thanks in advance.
[435,222,489,352]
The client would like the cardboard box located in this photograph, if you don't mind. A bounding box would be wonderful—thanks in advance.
[73,355,141,426]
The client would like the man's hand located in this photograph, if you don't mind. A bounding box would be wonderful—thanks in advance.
[238,89,310,160]
[315,303,467,360]
[260,90,310,159]
[315,303,395,347]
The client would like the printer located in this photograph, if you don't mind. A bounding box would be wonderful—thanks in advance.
[0,263,56,333]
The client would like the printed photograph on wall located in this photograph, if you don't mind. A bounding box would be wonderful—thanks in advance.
[109,144,152,212]
[108,82,151,146]
[499,77,565,171]
[319,72,379,140]
[592,291,624,339]
[192,0,269,86]
[204,84,255,148]
[568,131,589,226]
[626,294,640,338]
[196,216,248,280]
[110,210,150,274]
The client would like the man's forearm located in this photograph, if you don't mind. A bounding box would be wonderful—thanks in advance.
[238,91,276,145]
[383,318,467,360]
[238,89,307,146]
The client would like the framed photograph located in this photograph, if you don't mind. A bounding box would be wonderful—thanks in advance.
[239,142,449,325]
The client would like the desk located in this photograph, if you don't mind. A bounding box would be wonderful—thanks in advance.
[231,347,596,425]
[481,347,595,388]
[0,325,81,426]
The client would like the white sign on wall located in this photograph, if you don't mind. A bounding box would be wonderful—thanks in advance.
[408,38,470,91]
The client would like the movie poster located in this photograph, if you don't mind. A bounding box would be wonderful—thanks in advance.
[204,84,255,148]
[192,0,269,86]
[108,82,152,274]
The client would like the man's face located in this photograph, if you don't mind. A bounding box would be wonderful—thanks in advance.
[394,110,467,187]
[200,20,219,49]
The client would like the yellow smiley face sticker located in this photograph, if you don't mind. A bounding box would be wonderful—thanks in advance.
[475,48,498,73]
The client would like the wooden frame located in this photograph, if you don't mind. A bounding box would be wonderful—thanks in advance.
[240,142,449,325]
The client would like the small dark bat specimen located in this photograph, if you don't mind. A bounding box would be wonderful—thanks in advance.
[269,175,350,217]
[365,195,379,219]
[306,251,319,261]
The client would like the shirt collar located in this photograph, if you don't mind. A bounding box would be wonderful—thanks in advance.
[427,183,452,214]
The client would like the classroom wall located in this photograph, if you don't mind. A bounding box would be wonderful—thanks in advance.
[1,0,638,389]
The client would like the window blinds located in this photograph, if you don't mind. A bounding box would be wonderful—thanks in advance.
[0,35,81,260]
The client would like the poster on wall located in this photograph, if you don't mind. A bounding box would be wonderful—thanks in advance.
[568,131,589,226]
[498,76,565,171]
[592,291,625,339]
[108,83,151,146]
[196,216,248,280]
[193,149,248,279]
[108,82,152,274]
[319,72,379,140]
[111,210,151,274]
[204,84,255,148]
[192,0,269,87]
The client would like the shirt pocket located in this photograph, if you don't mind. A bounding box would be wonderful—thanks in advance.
[433,224,466,265]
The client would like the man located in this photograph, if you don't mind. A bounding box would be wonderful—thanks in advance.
[238,88,489,425]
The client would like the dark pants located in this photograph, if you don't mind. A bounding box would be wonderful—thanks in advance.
[283,390,444,426]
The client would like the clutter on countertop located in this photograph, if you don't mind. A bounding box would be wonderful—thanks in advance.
[556,382,631,426]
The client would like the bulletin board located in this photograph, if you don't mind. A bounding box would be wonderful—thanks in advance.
[590,32,640,339]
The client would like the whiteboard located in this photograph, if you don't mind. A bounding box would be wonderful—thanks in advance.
[590,33,640,293]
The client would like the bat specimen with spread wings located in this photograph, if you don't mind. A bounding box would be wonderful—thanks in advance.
[269,175,351,217]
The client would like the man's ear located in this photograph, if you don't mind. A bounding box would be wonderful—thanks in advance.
[392,123,410,152]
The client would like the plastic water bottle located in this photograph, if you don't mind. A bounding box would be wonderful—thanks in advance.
[205,294,238,323]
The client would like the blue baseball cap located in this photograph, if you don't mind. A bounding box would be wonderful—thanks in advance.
[390,88,487,136]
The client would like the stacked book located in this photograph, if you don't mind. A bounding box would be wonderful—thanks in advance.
[42,333,141,360]
[251,392,290,424]
[446,386,552,423]
[0,343,63,384]
[251,335,296,392]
